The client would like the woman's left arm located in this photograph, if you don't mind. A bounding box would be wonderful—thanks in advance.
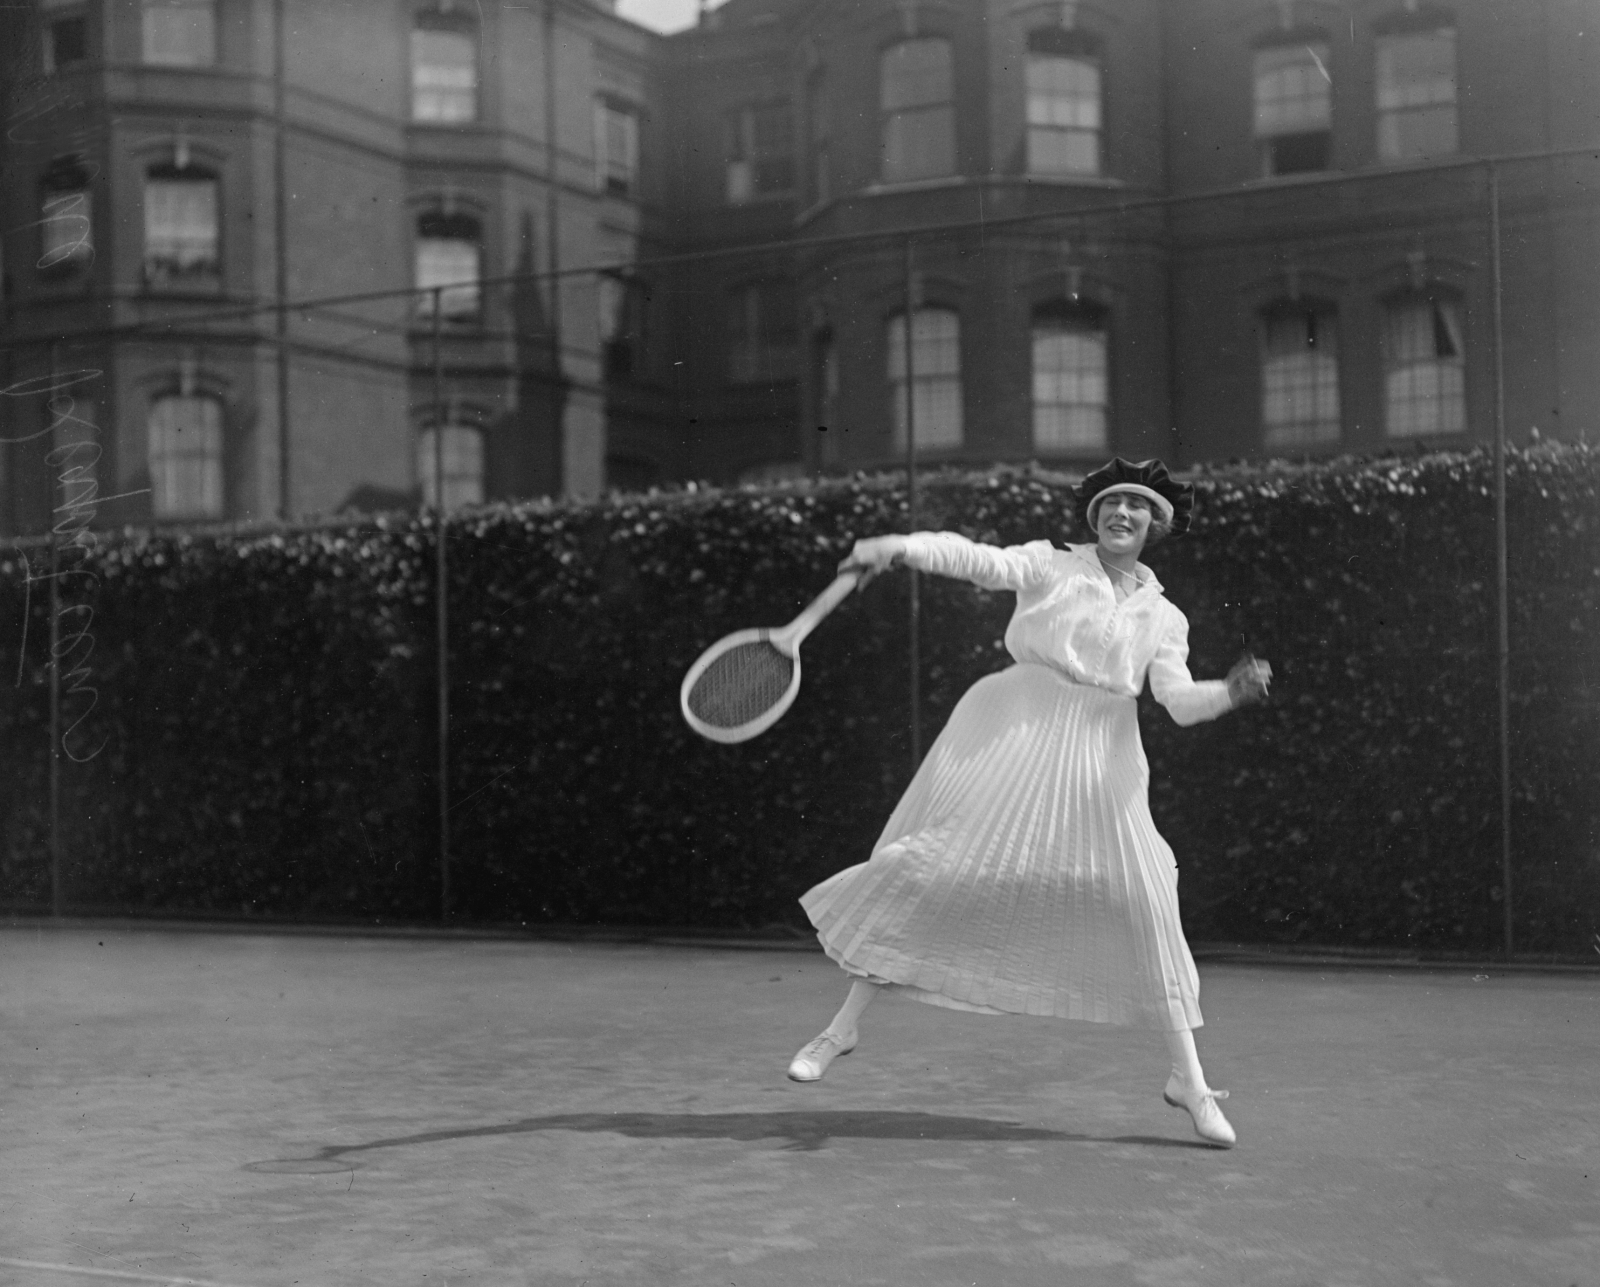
[1147,613,1237,727]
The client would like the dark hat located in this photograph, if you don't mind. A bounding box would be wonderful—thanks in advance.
[1074,458,1195,536]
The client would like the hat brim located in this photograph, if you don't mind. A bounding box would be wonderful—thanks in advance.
[1086,483,1175,528]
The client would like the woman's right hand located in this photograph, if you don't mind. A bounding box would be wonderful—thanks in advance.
[839,535,910,577]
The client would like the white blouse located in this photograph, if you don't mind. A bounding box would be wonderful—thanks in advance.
[901,533,1234,727]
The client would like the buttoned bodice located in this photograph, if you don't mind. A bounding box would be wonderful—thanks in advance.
[900,533,1232,727]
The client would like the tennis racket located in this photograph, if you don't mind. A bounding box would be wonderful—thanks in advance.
[680,566,874,744]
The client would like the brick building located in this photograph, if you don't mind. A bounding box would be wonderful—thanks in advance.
[1,0,1596,531]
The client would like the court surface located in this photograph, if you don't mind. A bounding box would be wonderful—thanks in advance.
[1,925,1596,1287]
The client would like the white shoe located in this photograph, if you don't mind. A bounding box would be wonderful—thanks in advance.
[787,1030,857,1082]
[1163,1072,1237,1148]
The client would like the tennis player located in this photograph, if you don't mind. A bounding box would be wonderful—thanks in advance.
[787,458,1271,1148]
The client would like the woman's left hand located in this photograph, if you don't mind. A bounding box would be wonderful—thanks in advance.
[1226,655,1273,708]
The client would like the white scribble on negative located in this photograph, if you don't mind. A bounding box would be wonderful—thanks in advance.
[1306,45,1331,84]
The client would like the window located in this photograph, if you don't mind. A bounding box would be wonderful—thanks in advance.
[808,69,830,204]
[725,102,794,204]
[415,211,482,322]
[417,424,484,510]
[1032,304,1108,452]
[44,11,88,72]
[411,11,477,123]
[595,99,639,196]
[142,0,215,67]
[888,308,962,451]
[148,394,224,520]
[1376,25,1457,161]
[727,280,798,383]
[1384,293,1464,436]
[1026,30,1101,177]
[598,273,649,380]
[40,156,93,273]
[1260,303,1340,447]
[1254,41,1332,175]
[144,165,219,286]
[881,38,955,183]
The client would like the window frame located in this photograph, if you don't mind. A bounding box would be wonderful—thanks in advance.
[724,100,795,205]
[39,155,94,278]
[43,10,90,73]
[1382,289,1466,438]
[410,9,479,125]
[416,422,485,511]
[1374,21,1459,163]
[1252,37,1333,177]
[879,36,956,185]
[1030,301,1110,454]
[595,97,641,198]
[141,0,217,69]
[414,210,484,326]
[142,162,222,290]
[1024,28,1103,179]
[887,306,963,452]
[1258,299,1342,448]
[147,390,226,522]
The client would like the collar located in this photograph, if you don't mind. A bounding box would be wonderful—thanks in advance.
[1069,543,1163,596]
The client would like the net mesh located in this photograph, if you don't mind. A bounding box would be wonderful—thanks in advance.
[686,640,795,730]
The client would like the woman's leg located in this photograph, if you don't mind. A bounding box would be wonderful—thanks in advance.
[1162,1027,1237,1147]
[787,979,880,1082]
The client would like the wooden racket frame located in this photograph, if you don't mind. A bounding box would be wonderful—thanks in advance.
[680,567,871,744]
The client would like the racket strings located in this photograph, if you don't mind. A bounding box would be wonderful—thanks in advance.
[686,640,795,730]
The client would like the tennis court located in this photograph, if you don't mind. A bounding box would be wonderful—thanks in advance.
[1,924,1596,1287]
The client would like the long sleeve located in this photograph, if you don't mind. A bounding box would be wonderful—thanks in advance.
[1147,612,1233,727]
[901,532,1054,592]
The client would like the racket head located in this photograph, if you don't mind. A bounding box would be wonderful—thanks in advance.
[680,627,802,744]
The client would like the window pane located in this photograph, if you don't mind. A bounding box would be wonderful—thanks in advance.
[883,105,955,182]
[47,17,88,69]
[1027,55,1100,128]
[148,395,224,519]
[596,102,639,194]
[144,176,219,280]
[412,28,477,122]
[1254,44,1331,136]
[888,310,963,450]
[1384,296,1465,436]
[41,189,93,267]
[143,0,216,67]
[1376,30,1457,160]
[1032,316,1107,452]
[416,237,481,319]
[881,39,952,110]
[418,425,484,510]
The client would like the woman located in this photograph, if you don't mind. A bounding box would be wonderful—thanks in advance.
[787,458,1271,1148]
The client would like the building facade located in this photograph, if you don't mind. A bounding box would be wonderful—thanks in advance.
[1,0,1596,532]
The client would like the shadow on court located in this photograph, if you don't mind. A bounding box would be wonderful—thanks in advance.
[1,925,1597,1287]
[244,1109,1217,1170]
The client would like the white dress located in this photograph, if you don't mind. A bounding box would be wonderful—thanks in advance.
[800,535,1234,1031]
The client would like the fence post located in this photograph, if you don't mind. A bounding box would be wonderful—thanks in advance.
[1488,160,1513,959]
[48,341,62,917]
[433,288,451,923]
[902,235,921,771]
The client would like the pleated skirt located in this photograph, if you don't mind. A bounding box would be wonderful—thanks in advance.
[801,662,1203,1031]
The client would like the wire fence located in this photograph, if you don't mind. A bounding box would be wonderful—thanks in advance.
[2,147,1598,952]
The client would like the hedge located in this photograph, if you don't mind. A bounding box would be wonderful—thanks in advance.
[1,445,1596,954]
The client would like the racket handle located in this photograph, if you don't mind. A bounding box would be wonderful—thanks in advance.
[786,569,868,647]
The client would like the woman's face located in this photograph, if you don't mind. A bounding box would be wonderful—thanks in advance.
[1094,492,1154,557]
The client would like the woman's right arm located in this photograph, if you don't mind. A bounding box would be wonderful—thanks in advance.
[843,532,1052,592]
